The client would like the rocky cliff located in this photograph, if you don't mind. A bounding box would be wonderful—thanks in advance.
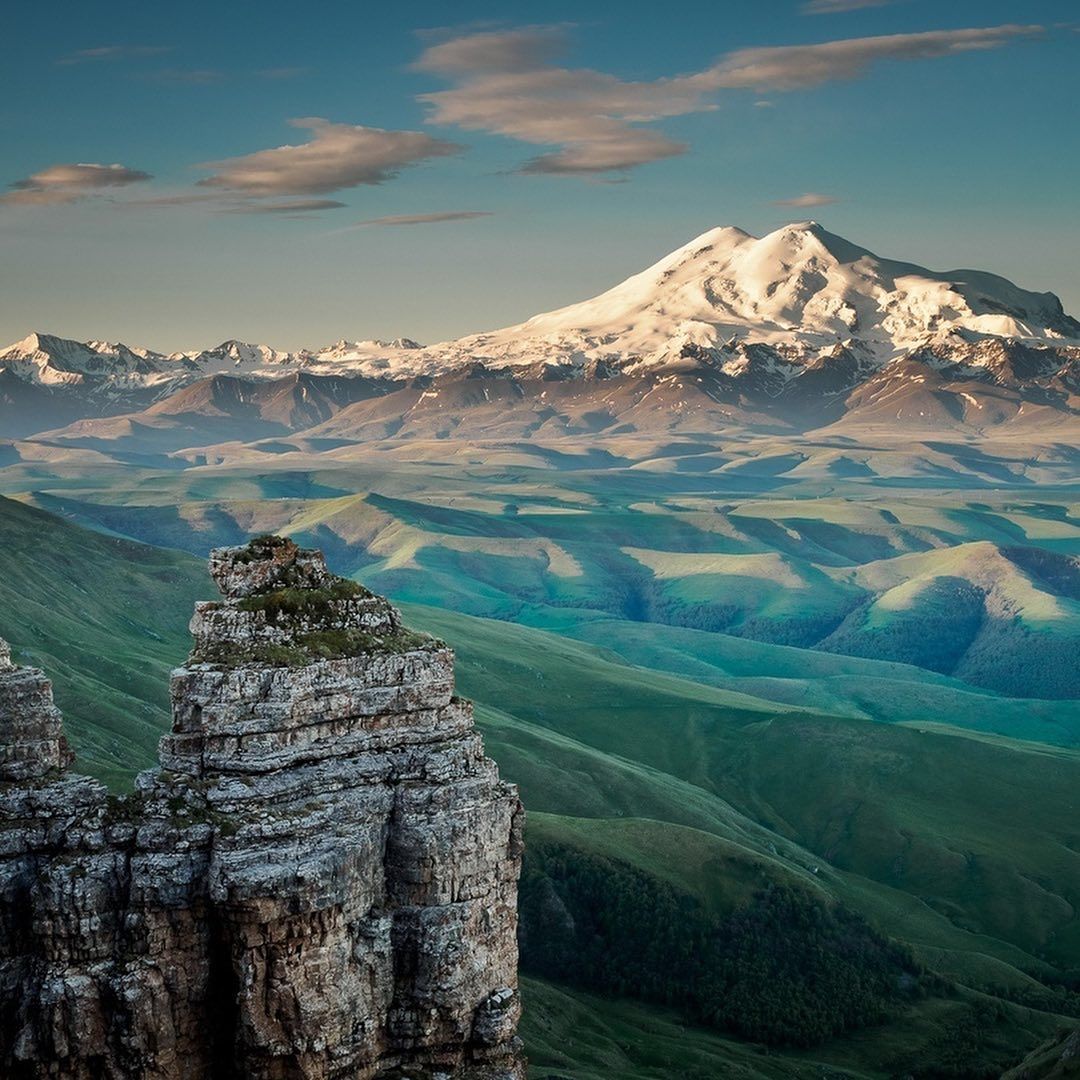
[0,536,524,1079]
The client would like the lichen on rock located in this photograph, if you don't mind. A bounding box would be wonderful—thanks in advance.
[0,536,525,1079]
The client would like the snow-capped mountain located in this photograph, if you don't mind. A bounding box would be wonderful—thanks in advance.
[0,333,168,388]
[0,333,428,392]
[408,221,1078,377]
[2,222,1078,441]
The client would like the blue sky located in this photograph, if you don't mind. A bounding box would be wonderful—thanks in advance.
[3,0,1077,350]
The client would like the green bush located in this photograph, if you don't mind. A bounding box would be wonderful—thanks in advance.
[236,579,366,622]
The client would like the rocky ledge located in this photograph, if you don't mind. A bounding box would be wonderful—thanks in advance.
[0,536,525,1079]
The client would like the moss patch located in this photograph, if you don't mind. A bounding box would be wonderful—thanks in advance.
[104,791,147,824]
[236,579,370,623]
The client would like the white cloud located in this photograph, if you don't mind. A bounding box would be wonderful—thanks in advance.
[198,118,461,195]
[415,23,1042,175]
[2,163,153,206]
[773,192,838,207]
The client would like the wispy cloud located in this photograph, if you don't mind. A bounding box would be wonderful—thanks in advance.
[123,191,347,216]
[221,199,346,215]
[416,23,1042,175]
[802,0,897,14]
[355,211,493,226]
[121,192,222,209]
[414,25,571,74]
[1,163,153,206]
[700,26,1042,89]
[416,26,689,174]
[57,44,170,66]
[60,52,305,84]
[773,192,838,207]
[197,118,461,195]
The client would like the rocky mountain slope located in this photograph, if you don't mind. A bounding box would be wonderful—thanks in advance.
[4,223,1077,442]
[0,536,523,1079]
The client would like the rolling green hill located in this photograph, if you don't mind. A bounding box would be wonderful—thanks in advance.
[2,489,1079,1075]
[420,603,1080,1075]
[409,604,1080,972]
[15,433,1080,700]
[0,494,208,786]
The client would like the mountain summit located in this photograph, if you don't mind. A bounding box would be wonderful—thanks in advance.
[1,223,1078,439]
[3,223,1077,383]
[425,221,1079,373]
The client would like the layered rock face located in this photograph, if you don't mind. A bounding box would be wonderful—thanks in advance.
[0,536,524,1079]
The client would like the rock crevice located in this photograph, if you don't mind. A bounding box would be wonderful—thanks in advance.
[0,536,524,1079]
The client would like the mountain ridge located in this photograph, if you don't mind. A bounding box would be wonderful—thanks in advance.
[3,222,1078,441]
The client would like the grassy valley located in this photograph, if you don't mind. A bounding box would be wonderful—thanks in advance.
[2,488,1079,1076]
[9,432,1078,699]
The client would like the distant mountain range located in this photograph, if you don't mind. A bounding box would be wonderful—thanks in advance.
[3,222,1078,442]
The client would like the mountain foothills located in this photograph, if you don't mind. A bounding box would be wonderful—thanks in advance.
[2,496,1080,1079]
[2,222,1080,1078]
[2,222,1078,442]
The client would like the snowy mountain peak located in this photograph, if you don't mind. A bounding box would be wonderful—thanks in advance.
[196,341,302,367]
[1,224,1077,399]
[420,221,1079,375]
[0,332,170,387]
[1,332,92,361]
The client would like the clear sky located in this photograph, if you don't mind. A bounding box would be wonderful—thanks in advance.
[3,0,1078,351]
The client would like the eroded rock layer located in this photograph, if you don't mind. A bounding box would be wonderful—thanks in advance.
[0,535,524,1079]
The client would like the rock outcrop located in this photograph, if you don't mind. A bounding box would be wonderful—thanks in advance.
[0,535,524,1079]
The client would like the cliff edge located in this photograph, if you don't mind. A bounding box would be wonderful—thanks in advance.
[0,535,524,1079]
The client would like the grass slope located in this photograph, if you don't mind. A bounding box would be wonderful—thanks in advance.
[2,494,1078,1074]
[520,976,874,1080]
[0,495,208,786]
[529,613,1080,748]
[403,603,1080,1072]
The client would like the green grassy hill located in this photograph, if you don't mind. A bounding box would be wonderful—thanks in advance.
[410,604,1080,970]
[2,493,1078,1075]
[420,603,1080,1075]
[0,495,208,786]
[18,437,1080,699]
